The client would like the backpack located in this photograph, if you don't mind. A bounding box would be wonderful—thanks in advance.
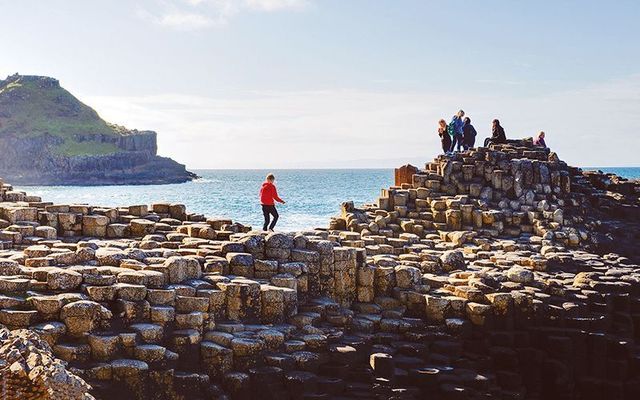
[447,121,456,137]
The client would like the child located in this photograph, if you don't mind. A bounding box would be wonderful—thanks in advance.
[259,173,286,231]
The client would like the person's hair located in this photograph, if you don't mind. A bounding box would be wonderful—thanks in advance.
[492,119,500,125]
[266,173,275,181]
[463,117,470,124]
[538,131,545,138]
[438,119,446,126]
[458,109,465,116]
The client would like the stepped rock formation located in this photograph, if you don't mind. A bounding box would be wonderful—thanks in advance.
[0,327,94,400]
[0,140,639,399]
[0,74,197,185]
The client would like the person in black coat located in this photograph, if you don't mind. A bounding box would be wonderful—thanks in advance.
[462,117,477,150]
[484,119,507,147]
[437,119,451,154]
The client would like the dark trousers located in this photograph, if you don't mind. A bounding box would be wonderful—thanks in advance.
[262,205,279,231]
[441,137,451,154]
[464,136,475,150]
[450,134,463,152]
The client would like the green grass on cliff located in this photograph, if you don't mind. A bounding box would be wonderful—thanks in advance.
[0,75,124,156]
[55,139,120,156]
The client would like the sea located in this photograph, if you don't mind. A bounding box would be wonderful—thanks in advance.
[16,167,640,232]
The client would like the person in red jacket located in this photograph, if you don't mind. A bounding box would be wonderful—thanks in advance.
[259,173,286,231]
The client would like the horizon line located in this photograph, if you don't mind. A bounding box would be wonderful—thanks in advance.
[189,165,640,171]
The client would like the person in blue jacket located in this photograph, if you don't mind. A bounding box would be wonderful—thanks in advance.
[448,109,465,152]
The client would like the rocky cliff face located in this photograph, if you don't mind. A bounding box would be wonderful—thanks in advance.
[0,74,196,185]
[0,130,196,185]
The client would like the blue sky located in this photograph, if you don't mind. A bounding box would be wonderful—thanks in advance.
[1,0,639,167]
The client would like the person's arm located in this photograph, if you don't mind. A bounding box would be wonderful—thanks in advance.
[273,186,285,204]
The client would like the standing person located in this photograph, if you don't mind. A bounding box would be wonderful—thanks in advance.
[484,119,507,147]
[259,173,285,231]
[437,119,451,154]
[533,131,547,148]
[462,117,477,150]
[448,110,465,152]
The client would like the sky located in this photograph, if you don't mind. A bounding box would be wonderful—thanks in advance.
[1,0,639,168]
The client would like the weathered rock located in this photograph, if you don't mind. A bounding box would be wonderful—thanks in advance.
[440,250,466,272]
[164,256,202,283]
[60,300,112,337]
[47,268,83,290]
[0,327,94,400]
[506,266,534,284]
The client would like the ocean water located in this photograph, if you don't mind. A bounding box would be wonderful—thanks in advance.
[15,167,639,232]
[17,169,394,232]
[585,167,640,180]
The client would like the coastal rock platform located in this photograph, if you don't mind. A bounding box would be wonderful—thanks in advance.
[1,140,639,399]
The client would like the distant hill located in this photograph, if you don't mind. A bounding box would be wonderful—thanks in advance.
[0,74,196,185]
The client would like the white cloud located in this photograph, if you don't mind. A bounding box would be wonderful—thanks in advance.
[157,12,215,29]
[138,0,310,30]
[244,0,309,11]
[81,74,640,170]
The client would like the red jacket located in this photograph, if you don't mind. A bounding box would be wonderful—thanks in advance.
[259,182,284,205]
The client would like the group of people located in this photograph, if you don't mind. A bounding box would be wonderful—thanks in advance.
[438,109,547,154]
[437,110,478,153]
[259,113,549,233]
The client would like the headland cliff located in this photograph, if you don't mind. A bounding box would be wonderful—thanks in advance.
[0,74,196,185]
